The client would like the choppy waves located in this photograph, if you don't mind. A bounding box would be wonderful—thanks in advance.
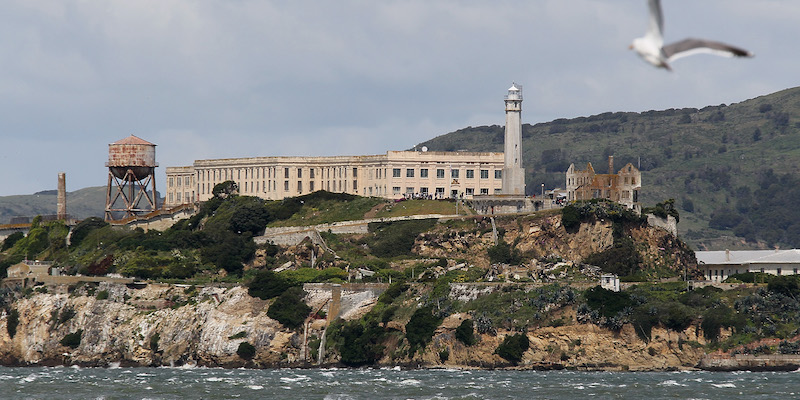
[0,367,797,399]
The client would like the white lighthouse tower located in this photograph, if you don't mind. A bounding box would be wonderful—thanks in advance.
[502,83,525,195]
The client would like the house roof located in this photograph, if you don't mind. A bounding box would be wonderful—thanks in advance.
[696,249,800,265]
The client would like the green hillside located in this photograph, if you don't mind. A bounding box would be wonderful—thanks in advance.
[0,186,107,224]
[416,87,800,250]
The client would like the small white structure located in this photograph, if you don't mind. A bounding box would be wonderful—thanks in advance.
[502,83,525,195]
[600,274,620,292]
[696,249,800,283]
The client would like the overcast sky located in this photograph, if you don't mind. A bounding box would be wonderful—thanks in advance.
[1,1,798,196]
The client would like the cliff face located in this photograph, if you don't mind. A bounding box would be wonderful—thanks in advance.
[0,285,709,370]
[0,213,702,370]
[403,313,708,371]
[0,284,297,368]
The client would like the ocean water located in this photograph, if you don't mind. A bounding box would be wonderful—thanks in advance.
[0,366,797,399]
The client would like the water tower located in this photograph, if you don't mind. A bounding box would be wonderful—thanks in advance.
[105,135,159,221]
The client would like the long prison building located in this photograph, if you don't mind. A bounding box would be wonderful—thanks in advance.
[164,150,505,207]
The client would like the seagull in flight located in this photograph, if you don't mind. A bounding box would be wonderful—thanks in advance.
[630,0,754,71]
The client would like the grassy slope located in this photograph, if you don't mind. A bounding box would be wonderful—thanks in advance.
[415,87,800,250]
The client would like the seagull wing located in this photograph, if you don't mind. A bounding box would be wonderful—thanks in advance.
[664,38,754,62]
[645,0,664,47]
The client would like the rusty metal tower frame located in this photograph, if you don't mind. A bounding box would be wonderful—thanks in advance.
[105,135,159,221]
[105,167,158,220]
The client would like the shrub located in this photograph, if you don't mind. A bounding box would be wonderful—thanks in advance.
[367,219,436,258]
[70,217,109,247]
[237,341,256,359]
[583,286,634,319]
[767,276,800,297]
[561,205,581,231]
[439,348,450,362]
[334,319,385,366]
[495,333,529,364]
[378,282,409,304]
[487,239,521,265]
[267,286,311,329]
[248,269,293,300]
[96,290,109,300]
[1,231,24,251]
[455,319,476,346]
[60,330,83,349]
[228,331,247,340]
[149,333,160,351]
[405,306,442,354]
[6,308,19,338]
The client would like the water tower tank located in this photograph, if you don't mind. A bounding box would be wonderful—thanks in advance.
[107,135,158,178]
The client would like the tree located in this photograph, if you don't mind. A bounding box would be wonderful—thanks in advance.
[248,270,293,300]
[405,306,442,354]
[455,319,476,346]
[495,333,529,364]
[267,286,311,329]
[212,180,239,198]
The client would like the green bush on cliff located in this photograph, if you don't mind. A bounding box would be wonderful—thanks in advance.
[405,305,442,354]
[267,286,311,329]
[583,285,634,319]
[329,318,386,366]
[495,333,529,364]
[60,330,82,349]
[1,231,24,251]
[487,239,521,265]
[6,308,19,338]
[367,219,437,258]
[248,270,293,300]
[237,341,256,359]
[455,319,476,346]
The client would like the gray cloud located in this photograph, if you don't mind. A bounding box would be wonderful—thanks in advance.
[0,0,795,196]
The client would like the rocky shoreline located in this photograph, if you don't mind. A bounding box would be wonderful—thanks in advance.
[3,281,796,372]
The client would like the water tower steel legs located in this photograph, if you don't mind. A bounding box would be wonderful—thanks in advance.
[105,167,158,221]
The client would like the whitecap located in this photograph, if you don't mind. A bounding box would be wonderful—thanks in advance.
[398,379,422,386]
[711,383,736,388]
[658,380,686,387]
[247,385,263,390]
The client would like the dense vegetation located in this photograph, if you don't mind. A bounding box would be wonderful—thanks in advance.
[417,87,800,249]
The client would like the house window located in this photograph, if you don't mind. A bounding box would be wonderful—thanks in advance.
[466,170,474,179]
[420,168,429,178]
[494,188,502,194]
[185,177,190,186]
[406,169,415,178]
[393,168,401,178]
[495,170,502,179]
[466,188,474,196]
[393,187,401,194]
[353,180,357,191]
[480,169,489,179]
[298,169,303,178]
[406,187,414,194]
[284,181,289,191]
[298,181,302,193]
[437,169,445,179]
[284,168,290,179]
[420,187,429,195]
[177,192,182,202]
[435,187,445,197]
[353,167,358,177]
[169,177,174,187]
[778,268,782,275]
[310,169,315,178]
[169,193,173,203]
[480,188,489,195]
[310,181,315,192]
[451,169,459,179]
[451,189,458,198]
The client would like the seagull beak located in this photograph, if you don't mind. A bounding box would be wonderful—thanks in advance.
[628,44,633,50]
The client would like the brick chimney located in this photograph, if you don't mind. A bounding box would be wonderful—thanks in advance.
[57,172,67,220]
